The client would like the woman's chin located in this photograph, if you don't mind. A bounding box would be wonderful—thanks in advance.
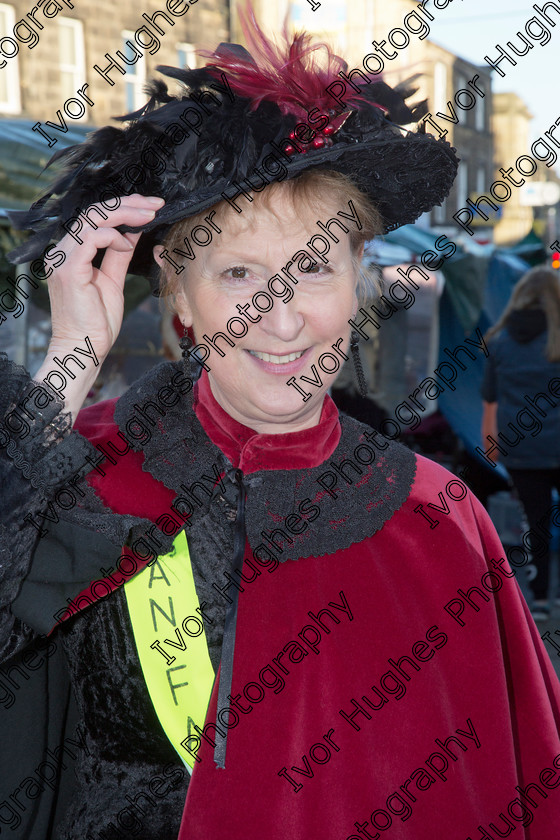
[210,354,327,427]
[246,378,324,422]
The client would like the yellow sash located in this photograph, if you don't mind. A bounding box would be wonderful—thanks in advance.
[124,530,215,772]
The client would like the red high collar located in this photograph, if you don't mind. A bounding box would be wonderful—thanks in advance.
[193,370,341,473]
[75,368,341,520]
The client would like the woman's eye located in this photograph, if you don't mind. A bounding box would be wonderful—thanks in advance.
[302,264,331,276]
[224,266,250,280]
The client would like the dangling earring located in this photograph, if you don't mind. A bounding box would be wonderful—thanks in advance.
[350,331,368,397]
[179,327,193,359]
[179,326,204,381]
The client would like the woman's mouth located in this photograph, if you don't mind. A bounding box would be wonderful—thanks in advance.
[248,350,304,364]
[245,347,312,374]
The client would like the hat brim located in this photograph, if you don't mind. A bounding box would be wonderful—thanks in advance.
[123,127,457,283]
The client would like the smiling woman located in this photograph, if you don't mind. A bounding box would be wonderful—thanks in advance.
[156,169,382,431]
[2,4,560,840]
[169,190,361,431]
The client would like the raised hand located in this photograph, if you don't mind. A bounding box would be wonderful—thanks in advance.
[34,194,165,422]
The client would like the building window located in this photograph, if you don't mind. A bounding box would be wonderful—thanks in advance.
[290,0,346,46]
[0,4,21,114]
[455,74,467,124]
[476,165,486,195]
[456,161,468,212]
[433,62,447,113]
[177,42,196,69]
[475,84,485,132]
[291,0,345,28]
[122,30,146,113]
[59,17,86,114]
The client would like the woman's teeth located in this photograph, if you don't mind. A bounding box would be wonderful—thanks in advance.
[249,350,304,364]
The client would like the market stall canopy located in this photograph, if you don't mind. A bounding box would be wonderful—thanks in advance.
[367,224,492,334]
[0,118,92,209]
[367,223,538,472]
[437,249,530,477]
[507,229,548,266]
[383,224,489,261]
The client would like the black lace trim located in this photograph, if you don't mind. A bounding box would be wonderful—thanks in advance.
[244,420,416,561]
[113,361,417,561]
[0,354,98,662]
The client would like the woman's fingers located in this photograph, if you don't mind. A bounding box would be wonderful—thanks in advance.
[35,195,165,421]
[96,231,143,285]
[51,194,165,266]
[45,195,165,362]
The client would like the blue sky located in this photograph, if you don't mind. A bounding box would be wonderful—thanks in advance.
[427,0,557,146]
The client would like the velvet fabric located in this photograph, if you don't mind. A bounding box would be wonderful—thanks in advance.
[73,366,560,839]
[18,361,410,839]
[179,460,560,840]
[3,356,560,839]
[192,370,342,471]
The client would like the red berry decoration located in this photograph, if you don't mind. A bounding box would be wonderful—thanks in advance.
[312,136,326,149]
[323,124,335,136]
[285,144,296,156]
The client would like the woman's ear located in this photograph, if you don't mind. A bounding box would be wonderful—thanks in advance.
[152,245,165,269]
[153,246,193,327]
[352,242,365,317]
[175,291,194,329]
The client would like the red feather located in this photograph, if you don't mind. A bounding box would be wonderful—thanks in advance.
[200,1,374,120]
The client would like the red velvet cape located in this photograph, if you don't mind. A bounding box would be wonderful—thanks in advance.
[73,373,560,840]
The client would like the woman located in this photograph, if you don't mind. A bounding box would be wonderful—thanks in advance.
[2,11,560,840]
[481,266,560,619]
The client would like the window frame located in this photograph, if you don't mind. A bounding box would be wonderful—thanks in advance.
[456,161,469,213]
[455,73,468,125]
[122,29,147,114]
[475,85,486,132]
[176,42,197,70]
[58,16,86,119]
[0,4,21,114]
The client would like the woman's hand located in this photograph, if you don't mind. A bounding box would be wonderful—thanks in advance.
[34,194,165,423]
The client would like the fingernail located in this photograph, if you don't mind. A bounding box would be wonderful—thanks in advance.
[146,196,165,205]
[138,208,157,216]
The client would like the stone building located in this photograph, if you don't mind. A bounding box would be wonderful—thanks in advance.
[0,0,230,128]
[491,93,535,246]
[392,40,494,235]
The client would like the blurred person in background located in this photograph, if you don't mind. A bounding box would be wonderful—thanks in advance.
[481,266,560,619]
[2,7,560,840]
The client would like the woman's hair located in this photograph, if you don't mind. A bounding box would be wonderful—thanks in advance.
[158,169,383,306]
[485,265,560,362]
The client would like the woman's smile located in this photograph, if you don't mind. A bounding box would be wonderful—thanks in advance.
[245,346,311,374]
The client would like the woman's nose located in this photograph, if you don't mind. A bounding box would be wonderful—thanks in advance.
[255,293,305,342]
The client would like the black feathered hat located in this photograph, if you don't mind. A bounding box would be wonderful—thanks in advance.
[8,5,459,288]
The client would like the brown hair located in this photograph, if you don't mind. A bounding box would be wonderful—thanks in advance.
[158,169,383,305]
[485,265,560,362]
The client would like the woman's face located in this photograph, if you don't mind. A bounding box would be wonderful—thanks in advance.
[163,190,360,434]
